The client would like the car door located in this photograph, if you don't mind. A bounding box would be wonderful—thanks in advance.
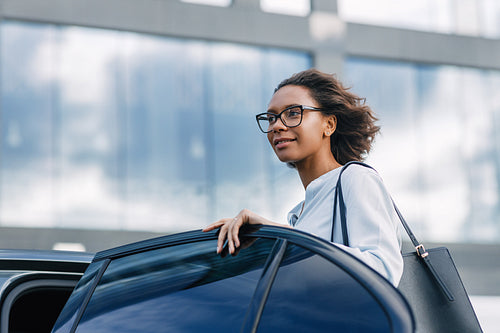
[52,226,414,332]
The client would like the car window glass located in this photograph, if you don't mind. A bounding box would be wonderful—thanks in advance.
[257,243,391,332]
[75,238,276,332]
[52,261,106,333]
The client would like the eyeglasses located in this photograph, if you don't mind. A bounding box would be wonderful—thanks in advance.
[255,105,323,133]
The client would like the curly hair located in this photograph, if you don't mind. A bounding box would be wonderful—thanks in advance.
[275,69,380,165]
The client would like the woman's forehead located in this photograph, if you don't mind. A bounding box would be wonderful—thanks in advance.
[268,85,316,110]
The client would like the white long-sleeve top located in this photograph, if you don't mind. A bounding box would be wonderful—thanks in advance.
[287,164,404,286]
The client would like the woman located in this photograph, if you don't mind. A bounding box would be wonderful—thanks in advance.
[203,69,403,286]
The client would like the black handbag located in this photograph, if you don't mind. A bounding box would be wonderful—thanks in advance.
[332,161,482,333]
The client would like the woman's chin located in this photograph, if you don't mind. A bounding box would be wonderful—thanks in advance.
[276,154,298,164]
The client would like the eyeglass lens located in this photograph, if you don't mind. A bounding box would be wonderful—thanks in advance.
[257,106,302,133]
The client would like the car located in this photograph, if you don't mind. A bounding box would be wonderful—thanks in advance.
[0,249,93,333]
[50,225,414,332]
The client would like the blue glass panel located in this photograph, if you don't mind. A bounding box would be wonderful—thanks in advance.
[0,20,311,234]
[54,27,123,227]
[457,68,499,239]
[0,22,56,226]
[345,57,500,242]
[258,243,389,332]
[414,65,469,239]
[52,261,107,333]
[119,36,209,229]
[338,0,454,35]
[75,239,276,332]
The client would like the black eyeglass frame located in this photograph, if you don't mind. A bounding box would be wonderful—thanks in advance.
[255,105,324,133]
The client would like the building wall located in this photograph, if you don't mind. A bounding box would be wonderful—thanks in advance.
[1,0,500,300]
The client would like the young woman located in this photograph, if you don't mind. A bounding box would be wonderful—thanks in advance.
[203,69,403,286]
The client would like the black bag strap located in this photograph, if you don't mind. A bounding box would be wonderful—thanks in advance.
[333,161,454,301]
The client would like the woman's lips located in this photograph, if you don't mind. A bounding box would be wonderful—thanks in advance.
[274,138,296,149]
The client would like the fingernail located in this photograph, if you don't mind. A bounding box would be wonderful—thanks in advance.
[216,246,221,253]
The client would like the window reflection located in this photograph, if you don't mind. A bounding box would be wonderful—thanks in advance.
[338,0,500,38]
[260,0,311,17]
[1,23,56,226]
[181,0,232,6]
[76,239,276,332]
[0,21,310,232]
[345,57,500,242]
[259,243,389,332]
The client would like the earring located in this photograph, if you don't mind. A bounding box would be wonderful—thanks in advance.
[326,131,330,136]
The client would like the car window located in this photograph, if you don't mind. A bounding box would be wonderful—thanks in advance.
[74,238,277,332]
[52,261,108,333]
[257,243,391,332]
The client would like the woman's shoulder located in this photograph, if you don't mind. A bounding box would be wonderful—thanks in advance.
[310,163,383,192]
[340,163,385,191]
[341,163,380,178]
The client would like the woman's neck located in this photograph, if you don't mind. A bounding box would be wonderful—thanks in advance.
[296,157,342,189]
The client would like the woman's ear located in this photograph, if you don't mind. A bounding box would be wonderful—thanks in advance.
[324,115,337,137]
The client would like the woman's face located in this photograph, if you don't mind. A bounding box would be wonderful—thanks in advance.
[266,85,334,167]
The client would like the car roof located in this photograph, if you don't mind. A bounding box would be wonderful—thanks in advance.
[0,249,94,263]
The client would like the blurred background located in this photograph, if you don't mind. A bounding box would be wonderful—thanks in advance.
[0,0,499,329]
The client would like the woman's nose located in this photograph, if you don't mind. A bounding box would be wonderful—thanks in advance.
[270,118,287,132]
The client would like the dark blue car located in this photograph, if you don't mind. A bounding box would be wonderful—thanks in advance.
[50,225,414,332]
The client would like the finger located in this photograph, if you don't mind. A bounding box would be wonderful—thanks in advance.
[231,218,242,249]
[202,220,226,232]
[227,218,239,254]
[217,225,229,254]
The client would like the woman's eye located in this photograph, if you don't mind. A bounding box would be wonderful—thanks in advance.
[287,109,301,117]
[258,115,274,123]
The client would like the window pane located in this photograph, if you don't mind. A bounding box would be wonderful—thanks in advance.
[75,238,277,332]
[121,37,209,230]
[479,0,500,38]
[56,27,122,228]
[258,243,389,332]
[181,0,232,6]
[0,21,311,234]
[260,0,311,17]
[339,0,500,38]
[338,0,453,33]
[53,262,107,332]
[0,23,56,226]
[345,57,500,243]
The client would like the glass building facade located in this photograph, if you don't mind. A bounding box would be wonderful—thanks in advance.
[338,0,500,38]
[1,17,500,243]
[0,21,310,232]
[345,58,500,243]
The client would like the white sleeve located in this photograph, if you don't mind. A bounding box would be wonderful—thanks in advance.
[333,166,404,286]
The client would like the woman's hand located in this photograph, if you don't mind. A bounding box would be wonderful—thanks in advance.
[203,209,289,254]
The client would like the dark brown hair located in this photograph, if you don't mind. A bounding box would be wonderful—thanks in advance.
[275,69,380,165]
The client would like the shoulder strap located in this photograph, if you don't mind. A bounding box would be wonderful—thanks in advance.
[332,161,375,245]
[333,161,454,300]
[333,161,421,246]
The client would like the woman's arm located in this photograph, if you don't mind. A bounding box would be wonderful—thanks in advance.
[203,209,291,254]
